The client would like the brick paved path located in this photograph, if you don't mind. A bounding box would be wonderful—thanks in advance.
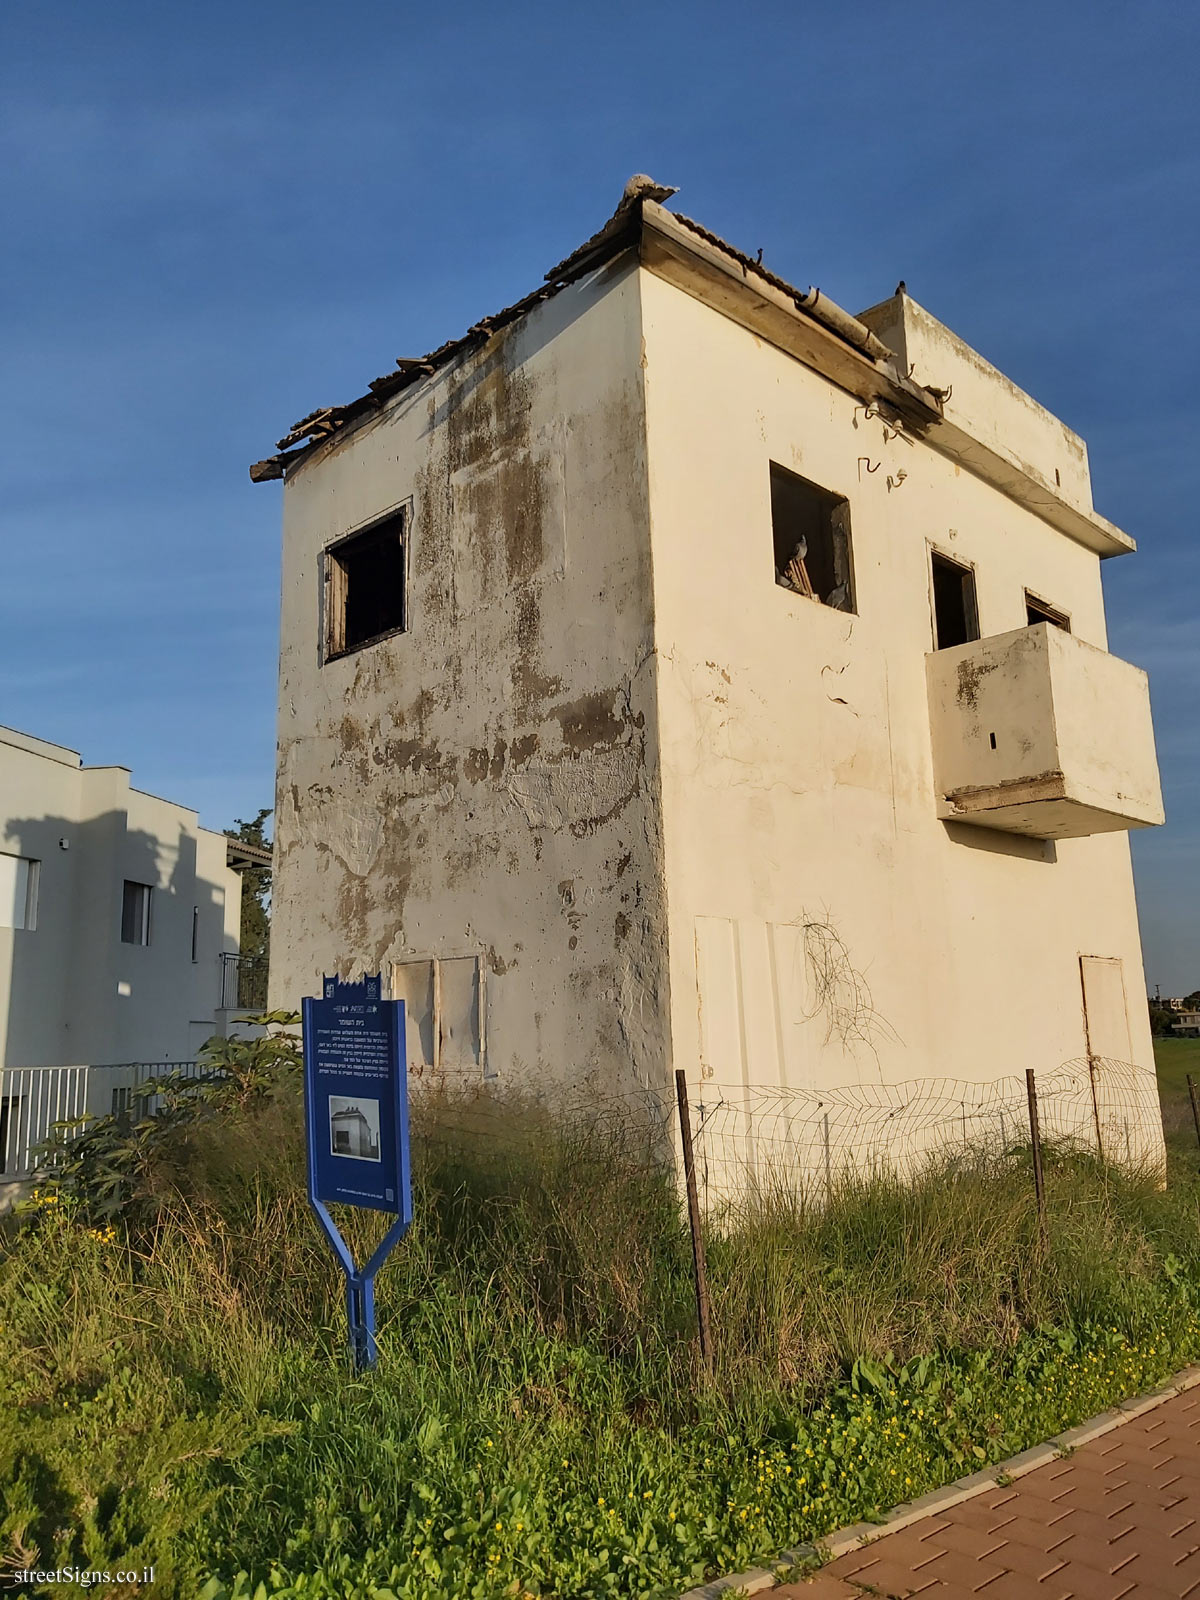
[776,1388,1200,1599]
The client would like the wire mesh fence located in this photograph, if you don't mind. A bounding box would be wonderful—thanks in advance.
[404,1053,1165,1207]
[682,1055,1164,1201]
[3,1047,1165,1203]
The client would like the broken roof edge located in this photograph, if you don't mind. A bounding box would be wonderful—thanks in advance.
[250,177,937,484]
[246,181,1134,559]
[250,182,659,483]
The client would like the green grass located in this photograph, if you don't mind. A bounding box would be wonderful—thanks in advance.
[1154,1036,1200,1150]
[4,1079,1200,1599]
[1155,1035,1200,1097]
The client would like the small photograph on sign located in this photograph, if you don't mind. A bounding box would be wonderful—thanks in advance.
[329,1096,382,1162]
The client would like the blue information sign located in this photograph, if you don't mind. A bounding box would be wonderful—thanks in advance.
[302,974,412,1369]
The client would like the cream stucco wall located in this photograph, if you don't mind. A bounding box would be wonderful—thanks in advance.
[0,725,241,1070]
[639,269,1157,1133]
[268,251,1163,1173]
[271,260,671,1096]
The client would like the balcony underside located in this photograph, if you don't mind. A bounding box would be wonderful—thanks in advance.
[939,773,1161,840]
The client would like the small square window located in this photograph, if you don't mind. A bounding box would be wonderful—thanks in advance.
[930,550,979,650]
[325,509,407,660]
[121,880,153,945]
[770,464,854,612]
[1025,591,1070,631]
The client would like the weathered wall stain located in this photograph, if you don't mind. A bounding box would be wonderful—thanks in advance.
[554,691,630,754]
[271,266,669,1095]
[956,655,999,710]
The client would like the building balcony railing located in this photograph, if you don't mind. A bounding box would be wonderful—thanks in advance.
[0,1060,206,1181]
[927,623,1164,840]
[219,952,269,1011]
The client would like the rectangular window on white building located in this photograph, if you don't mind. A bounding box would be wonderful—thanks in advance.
[0,853,39,931]
[121,880,153,945]
[770,463,855,612]
[324,508,408,661]
[930,550,980,650]
[1025,591,1071,631]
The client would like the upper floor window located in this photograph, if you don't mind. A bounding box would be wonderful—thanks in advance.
[770,463,855,612]
[121,880,153,945]
[324,508,407,661]
[0,853,38,931]
[1025,591,1070,631]
[930,550,979,650]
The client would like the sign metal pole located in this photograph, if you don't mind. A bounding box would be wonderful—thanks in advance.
[302,974,412,1372]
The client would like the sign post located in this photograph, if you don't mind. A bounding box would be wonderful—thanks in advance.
[302,973,411,1371]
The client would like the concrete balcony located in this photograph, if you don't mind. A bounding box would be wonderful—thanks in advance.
[927,623,1164,839]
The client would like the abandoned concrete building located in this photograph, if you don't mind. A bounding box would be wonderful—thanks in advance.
[253,177,1165,1171]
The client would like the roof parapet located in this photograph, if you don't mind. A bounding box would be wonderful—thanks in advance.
[250,178,1137,558]
[859,292,1133,558]
[250,179,942,482]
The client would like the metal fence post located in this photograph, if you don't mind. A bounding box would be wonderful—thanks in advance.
[1025,1068,1048,1254]
[675,1068,713,1375]
[1188,1075,1200,1154]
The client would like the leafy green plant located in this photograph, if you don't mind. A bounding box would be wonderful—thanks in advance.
[33,1015,300,1223]
[179,1012,302,1111]
[4,1073,1200,1598]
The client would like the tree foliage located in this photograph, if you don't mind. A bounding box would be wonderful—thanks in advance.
[227,809,272,969]
[1149,1005,1178,1037]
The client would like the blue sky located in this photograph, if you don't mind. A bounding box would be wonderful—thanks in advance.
[1,1,1196,989]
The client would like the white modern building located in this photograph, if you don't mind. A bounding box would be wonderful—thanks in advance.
[1,722,244,1182]
[253,178,1166,1174]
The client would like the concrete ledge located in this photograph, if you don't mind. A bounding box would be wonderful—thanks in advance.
[676,1566,778,1599]
[676,1547,819,1600]
[1052,1408,1129,1453]
[677,1361,1200,1598]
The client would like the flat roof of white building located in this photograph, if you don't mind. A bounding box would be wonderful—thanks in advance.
[0,722,83,768]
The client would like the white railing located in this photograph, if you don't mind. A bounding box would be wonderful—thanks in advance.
[0,1061,204,1179]
[0,1065,90,1179]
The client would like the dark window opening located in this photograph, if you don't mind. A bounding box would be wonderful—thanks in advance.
[191,905,199,963]
[931,551,979,650]
[770,463,854,612]
[325,510,407,660]
[1025,591,1070,631]
[121,880,153,945]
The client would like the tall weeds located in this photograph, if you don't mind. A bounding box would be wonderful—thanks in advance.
[3,1080,1199,1598]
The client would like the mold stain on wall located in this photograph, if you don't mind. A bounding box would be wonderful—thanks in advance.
[273,278,668,1093]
